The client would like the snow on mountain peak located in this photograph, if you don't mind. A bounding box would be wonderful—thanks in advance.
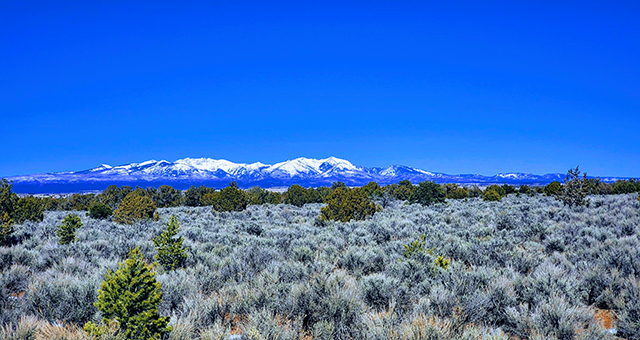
[265,157,358,177]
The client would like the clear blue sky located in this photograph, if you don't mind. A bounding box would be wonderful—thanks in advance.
[1,1,638,177]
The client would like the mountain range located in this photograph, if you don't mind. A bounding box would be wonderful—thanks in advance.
[6,157,626,194]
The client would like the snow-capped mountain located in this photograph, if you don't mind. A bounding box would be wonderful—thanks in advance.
[5,156,624,193]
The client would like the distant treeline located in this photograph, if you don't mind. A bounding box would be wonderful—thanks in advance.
[2,176,639,221]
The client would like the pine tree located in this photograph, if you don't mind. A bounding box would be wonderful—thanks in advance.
[153,215,187,271]
[57,214,83,245]
[558,166,590,207]
[93,247,171,340]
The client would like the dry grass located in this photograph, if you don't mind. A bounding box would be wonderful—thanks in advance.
[593,308,615,330]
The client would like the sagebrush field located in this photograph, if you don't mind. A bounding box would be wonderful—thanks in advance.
[1,193,639,339]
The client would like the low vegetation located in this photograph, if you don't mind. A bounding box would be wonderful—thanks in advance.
[0,168,639,339]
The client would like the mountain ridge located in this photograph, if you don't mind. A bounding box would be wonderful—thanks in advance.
[5,156,628,194]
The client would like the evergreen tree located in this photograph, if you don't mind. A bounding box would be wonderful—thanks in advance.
[0,212,12,246]
[113,192,156,225]
[284,184,314,207]
[13,196,44,223]
[184,185,215,207]
[392,180,415,201]
[212,182,247,212]
[558,166,590,207]
[544,181,562,197]
[0,179,18,220]
[92,247,171,340]
[89,202,113,220]
[246,186,282,205]
[57,214,83,245]
[483,189,502,202]
[409,181,446,206]
[362,181,383,199]
[320,187,379,222]
[153,216,187,271]
[151,185,183,208]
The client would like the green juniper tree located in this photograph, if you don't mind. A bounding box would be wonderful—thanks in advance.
[89,247,171,340]
[56,214,83,245]
[409,181,446,206]
[0,212,12,246]
[320,187,379,222]
[89,202,113,220]
[113,192,156,225]
[212,182,248,212]
[558,166,590,207]
[153,215,187,271]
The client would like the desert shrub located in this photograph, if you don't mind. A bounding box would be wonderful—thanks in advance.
[240,308,303,340]
[615,276,640,340]
[13,196,44,224]
[320,187,379,222]
[211,182,248,212]
[26,271,98,325]
[288,270,364,339]
[361,273,397,310]
[483,189,502,201]
[403,234,434,258]
[409,181,446,206]
[90,247,171,340]
[434,255,450,270]
[57,214,83,245]
[545,181,562,197]
[89,202,113,220]
[153,215,187,271]
[557,166,591,207]
[292,246,314,263]
[5,191,640,339]
[505,294,597,340]
[113,192,156,224]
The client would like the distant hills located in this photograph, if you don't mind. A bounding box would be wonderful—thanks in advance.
[6,156,627,194]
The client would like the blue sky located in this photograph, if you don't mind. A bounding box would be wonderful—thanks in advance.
[1,1,638,177]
